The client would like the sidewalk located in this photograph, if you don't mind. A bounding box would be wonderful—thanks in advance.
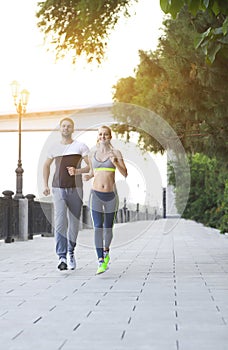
[0,219,228,350]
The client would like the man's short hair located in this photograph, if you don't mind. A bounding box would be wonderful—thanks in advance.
[60,117,74,128]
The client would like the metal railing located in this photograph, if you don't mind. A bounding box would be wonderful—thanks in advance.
[0,190,159,243]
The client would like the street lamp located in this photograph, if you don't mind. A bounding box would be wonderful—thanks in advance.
[11,80,29,199]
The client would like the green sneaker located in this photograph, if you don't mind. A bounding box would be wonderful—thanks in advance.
[96,260,107,275]
[104,252,110,265]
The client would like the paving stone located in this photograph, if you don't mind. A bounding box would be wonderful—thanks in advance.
[0,219,228,349]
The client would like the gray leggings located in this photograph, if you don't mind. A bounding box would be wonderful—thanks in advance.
[90,190,118,259]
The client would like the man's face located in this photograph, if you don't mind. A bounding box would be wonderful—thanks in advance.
[60,121,74,137]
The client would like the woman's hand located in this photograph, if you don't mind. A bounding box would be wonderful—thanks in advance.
[110,150,128,178]
[83,173,93,181]
[109,151,118,164]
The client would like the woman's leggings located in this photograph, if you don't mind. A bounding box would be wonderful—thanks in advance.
[90,190,119,260]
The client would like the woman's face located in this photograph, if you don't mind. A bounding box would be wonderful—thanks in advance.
[97,127,112,144]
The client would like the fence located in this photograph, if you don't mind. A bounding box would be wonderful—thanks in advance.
[0,191,159,243]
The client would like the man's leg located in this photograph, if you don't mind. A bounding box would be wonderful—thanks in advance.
[52,188,68,269]
[66,187,83,255]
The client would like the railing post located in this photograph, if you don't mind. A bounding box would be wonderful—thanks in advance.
[163,187,167,218]
[145,208,148,220]
[117,209,123,223]
[18,198,28,240]
[136,203,139,221]
[127,209,130,222]
[2,190,14,243]
[123,197,128,222]
[25,194,36,239]
[82,204,93,229]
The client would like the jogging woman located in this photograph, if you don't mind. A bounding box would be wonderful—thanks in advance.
[83,125,128,274]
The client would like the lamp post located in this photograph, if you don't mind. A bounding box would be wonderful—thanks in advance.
[11,81,29,199]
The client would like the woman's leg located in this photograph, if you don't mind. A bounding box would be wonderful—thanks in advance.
[90,190,104,260]
[103,192,119,250]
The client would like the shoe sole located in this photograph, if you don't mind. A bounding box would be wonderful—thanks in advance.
[96,265,109,275]
[96,270,106,275]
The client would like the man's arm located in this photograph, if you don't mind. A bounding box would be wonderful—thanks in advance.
[67,155,90,176]
[79,155,90,174]
[43,158,53,196]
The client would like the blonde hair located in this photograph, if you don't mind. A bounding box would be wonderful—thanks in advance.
[98,125,112,135]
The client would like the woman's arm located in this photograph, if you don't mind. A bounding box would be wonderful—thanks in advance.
[110,149,128,178]
[82,154,94,181]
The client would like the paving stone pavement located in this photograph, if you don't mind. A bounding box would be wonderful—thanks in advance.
[0,218,228,350]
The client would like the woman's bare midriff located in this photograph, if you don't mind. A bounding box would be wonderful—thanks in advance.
[92,171,116,192]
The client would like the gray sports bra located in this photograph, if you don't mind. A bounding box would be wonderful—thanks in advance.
[92,152,116,172]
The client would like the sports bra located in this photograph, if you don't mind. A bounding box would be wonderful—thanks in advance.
[92,152,116,172]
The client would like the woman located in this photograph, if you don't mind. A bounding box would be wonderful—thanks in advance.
[84,126,128,274]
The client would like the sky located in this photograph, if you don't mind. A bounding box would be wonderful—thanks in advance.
[0,0,165,113]
[0,0,167,209]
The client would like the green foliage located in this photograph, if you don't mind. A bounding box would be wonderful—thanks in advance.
[113,9,228,159]
[111,102,166,154]
[36,0,227,64]
[113,8,227,232]
[219,180,228,233]
[160,0,228,63]
[36,0,136,63]
[168,153,228,233]
[160,0,228,17]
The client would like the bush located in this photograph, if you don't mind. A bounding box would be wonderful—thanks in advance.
[169,153,227,233]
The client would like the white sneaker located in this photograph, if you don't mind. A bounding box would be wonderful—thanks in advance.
[68,253,76,270]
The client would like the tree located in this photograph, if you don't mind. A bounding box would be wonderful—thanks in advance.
[112,8,228,233]
[36,0,136,63]
[36,0,228,63]
[113,8,228,159]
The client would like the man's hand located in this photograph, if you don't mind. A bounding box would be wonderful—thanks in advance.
[67,166,77,176]
[43,186,50,196]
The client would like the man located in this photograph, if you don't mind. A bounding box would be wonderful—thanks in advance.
[43,117,90,271]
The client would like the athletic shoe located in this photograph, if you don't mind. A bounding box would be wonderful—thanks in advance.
[68,254,76,270]
[58,257,67,270]
[104,252,110,266]
[96,260,108,275]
